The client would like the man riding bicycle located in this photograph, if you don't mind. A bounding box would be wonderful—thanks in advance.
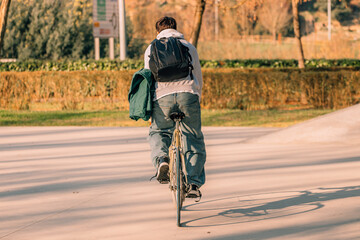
[144,16,206,198]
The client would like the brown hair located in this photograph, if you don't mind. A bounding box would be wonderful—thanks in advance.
[155,16,177,33]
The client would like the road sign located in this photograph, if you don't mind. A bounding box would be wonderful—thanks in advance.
[93,0,119,38]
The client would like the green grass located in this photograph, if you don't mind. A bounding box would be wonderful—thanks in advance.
[0,109,334,127]
[201,109,334,127]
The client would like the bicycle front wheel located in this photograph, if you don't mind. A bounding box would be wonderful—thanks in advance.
[169,128,185,227]
[169,148,177,208]
[176,147,182,227]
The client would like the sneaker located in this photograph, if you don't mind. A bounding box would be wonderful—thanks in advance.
[186,184,202,199]
[156,157,169,184]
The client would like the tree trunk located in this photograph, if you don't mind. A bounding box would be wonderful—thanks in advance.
[291,0,305,69]
[0,0,12,56]
[272,30,276,42]
[190,0,206,48]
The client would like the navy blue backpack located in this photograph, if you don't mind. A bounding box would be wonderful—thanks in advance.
[149,37,193,82]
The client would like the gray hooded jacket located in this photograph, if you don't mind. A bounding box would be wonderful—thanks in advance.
[144,29,203,101]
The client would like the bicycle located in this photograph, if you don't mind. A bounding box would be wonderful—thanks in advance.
[168,111,188,227]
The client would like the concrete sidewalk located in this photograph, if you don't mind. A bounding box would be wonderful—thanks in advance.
[0,126,359,240]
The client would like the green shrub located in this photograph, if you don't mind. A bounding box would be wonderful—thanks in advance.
[0,59,144,72]
[1,59,360,72]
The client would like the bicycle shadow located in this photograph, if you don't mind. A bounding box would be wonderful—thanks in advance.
[181,185,360,227]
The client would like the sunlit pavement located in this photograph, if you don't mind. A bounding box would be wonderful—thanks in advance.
[1,126,359,240]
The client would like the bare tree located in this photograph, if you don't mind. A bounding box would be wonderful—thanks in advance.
[0,0,12,55]
[190,0,206,48]
[238,0,263,37]
[292,0,305,69]
[235,4,256,36]
[258,0,292,42]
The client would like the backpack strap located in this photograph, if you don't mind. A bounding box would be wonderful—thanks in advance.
[187,49,194,79]
[175,38,195,80]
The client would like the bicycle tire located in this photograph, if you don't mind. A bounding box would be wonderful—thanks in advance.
[169,123,186,227]
[170,152,185,204]
[169,147,177,208]
[176,146,181,227]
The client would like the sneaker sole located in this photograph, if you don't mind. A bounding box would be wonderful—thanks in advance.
[186,191,200,198]
[157,163,169,184]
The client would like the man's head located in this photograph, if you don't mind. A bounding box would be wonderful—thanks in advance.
[155,16,177,33]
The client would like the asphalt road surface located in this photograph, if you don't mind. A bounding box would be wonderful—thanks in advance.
[1,126,359,240]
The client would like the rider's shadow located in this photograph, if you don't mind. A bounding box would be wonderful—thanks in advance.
[181,185,360,227]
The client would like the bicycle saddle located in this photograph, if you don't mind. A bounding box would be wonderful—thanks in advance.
[170,112,185,121]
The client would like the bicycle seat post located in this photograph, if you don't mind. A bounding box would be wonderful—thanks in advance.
[169,112,185,123]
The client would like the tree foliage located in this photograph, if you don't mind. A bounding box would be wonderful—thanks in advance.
[312,0,353,24]
[1,0,357,60]
[2,0,94,60]
[1,0,144,60]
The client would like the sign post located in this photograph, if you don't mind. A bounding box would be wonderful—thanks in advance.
[119,0,126,60]
[95,38,100,60]
[109,38,114,59]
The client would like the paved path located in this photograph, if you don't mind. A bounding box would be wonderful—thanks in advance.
[1,127,359,240]
[251,103,360,144]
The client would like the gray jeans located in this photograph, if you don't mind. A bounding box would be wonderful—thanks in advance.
[149,92,206,187]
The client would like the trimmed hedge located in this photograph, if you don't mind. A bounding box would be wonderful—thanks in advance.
[1,59,360,72]
[1,69,359,110]
[201,69,360,109]
[0,71,134,110]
